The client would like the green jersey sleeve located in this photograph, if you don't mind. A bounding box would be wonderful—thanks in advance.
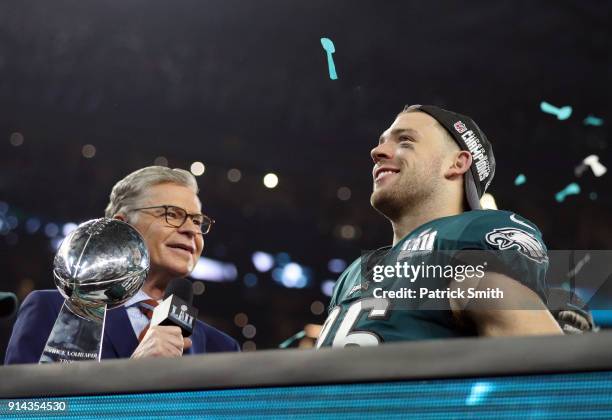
[328,257,362,311]
[456,210,549,302]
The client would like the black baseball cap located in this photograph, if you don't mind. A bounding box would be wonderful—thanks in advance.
[406,104,496,210]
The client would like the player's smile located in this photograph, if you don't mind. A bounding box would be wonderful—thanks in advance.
[373,165,401,187]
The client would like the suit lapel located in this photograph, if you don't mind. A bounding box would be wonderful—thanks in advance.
[190,322,206,354]
[104,306,139,358]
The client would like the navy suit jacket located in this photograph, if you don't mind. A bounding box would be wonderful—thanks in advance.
[4,290,239,364]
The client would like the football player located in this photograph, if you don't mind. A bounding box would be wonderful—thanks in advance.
[317,105,564,348]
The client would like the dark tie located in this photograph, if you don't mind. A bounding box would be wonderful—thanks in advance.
[137,299,159,342]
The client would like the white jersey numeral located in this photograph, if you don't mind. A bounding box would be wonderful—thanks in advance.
[316,298,390,348]
[315,306,340,348]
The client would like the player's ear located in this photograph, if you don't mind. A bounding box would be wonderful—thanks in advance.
[113,213,128,222]
[444,151,472,179]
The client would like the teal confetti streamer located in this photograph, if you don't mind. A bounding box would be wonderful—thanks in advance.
[584,115,604,126]
[540,101,572,120]
[320,38,338,80]
[555,183,580,202]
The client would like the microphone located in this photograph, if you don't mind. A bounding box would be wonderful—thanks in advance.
[150,278,198,337]
[0,292,18,319]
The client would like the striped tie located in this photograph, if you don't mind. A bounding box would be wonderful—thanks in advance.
[137,299,159,342]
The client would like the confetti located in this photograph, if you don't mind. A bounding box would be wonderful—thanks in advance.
[583,155,607,177]
[540,101,572,120]
[320,38,338,80]
[514,174,526,186]
[583,115,604,126]
[555,183,580,202]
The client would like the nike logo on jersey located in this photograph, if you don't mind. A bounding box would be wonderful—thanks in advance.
[510,213,536,231]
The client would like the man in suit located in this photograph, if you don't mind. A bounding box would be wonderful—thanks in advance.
[5,166,239,364]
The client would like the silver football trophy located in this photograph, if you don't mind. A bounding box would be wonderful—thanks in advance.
[39,218,149,363]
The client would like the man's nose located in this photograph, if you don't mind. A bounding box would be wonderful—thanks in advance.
[178,217,200,236]
[371,142,393,163]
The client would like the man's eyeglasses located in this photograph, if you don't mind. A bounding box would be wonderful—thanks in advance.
[131,205,214,235]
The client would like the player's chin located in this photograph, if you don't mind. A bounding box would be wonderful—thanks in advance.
[370,189,393,212]
[372,187,406,217]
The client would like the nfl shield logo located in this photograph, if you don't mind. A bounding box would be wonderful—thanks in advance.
[454,121,467,133]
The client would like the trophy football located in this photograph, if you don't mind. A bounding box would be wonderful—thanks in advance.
[39,218,149,363]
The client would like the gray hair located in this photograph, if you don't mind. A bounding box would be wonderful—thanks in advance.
[104,166,199,220]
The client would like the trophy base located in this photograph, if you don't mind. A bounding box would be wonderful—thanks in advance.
[39,300,107,363]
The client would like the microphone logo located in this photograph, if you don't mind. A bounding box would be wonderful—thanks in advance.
[171,304,194,328]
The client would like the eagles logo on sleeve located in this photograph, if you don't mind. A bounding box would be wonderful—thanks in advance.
[485,227,548,263]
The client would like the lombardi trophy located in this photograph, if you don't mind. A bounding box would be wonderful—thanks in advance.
[39,218,149,363]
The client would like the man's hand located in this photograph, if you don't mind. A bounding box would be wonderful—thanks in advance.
[557,309,593,334]
[547,287,596,334]
[131,325,192,359]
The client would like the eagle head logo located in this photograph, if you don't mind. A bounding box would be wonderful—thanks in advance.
[485,228,548,263]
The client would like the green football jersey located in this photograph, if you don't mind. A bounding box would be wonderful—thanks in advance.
[316,210,549,348]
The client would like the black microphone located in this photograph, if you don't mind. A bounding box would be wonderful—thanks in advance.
[150,279,198,337]
[0,292,18,319]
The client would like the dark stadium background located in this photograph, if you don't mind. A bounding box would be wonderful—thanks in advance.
[0,1,610,359]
